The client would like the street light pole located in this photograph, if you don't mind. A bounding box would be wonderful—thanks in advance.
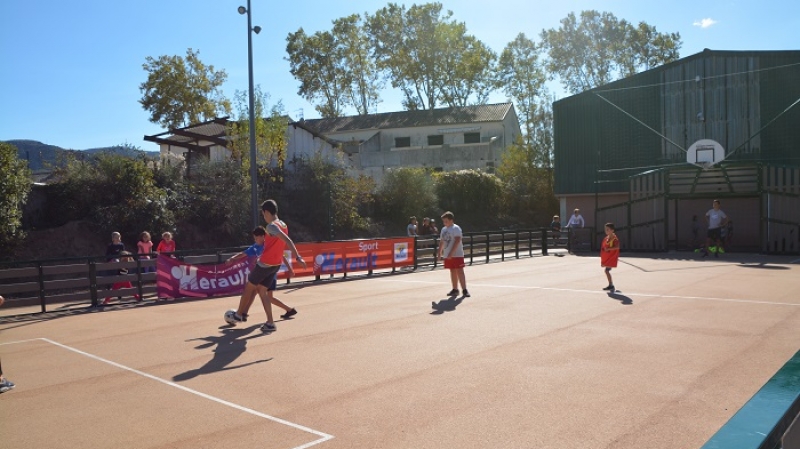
[239,0,260,228]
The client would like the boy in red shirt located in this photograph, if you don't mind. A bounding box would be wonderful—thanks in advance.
[601,223,620,292]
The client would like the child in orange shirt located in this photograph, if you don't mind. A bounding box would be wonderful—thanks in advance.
[156,231,176,256]
[601,223,620,292]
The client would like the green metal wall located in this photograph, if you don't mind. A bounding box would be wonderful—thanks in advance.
[554,50,800,196]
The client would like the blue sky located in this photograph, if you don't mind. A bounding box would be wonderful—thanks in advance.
[1,0,798,151]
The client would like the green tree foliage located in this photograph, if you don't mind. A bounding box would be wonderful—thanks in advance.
[540,10,682,94]
[375,167,438,227]
[366,2,494,110]
[49,153,175,245]
[286,15,383,118]
[227,87,289,189]
[438,26,497,107]
[172,159,250,245]
[497,33,549,145]
[139,48,232,129]
[286,28,350,117]
[0,142,31,252]
[333,14,384,115]
[434,170,505,229]
[286,154,374,239]
[496,138,558,227]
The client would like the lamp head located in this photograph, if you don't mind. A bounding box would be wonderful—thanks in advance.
[253,25,261,34]
[237,6,247,14]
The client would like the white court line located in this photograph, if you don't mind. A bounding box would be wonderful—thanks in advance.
[0,338,334,449]
[376,278,800,307]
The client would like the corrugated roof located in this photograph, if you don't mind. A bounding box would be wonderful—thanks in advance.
[298,103,513,134]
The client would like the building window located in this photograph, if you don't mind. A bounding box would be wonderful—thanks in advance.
[395,137,411,148]
[464,132,480,144]
[427,134,444,146]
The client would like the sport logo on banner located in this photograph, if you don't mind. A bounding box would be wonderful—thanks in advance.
[394,242,409,263]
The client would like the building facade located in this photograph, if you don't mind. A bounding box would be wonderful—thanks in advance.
[553,49,800,253]
[297,103,521,184]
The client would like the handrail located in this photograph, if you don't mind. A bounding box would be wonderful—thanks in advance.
[0,228,559,314]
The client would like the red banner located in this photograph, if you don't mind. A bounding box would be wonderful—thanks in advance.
[157,255,257,299]
[156,237,414,299]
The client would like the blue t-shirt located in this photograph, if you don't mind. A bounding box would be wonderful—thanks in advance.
[243,243,264,257]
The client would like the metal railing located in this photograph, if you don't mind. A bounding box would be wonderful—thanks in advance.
[0,228,577,315]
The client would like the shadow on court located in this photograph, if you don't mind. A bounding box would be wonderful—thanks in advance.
[431,296,464,315]
[173,326,273,381]
[608,291,633,305]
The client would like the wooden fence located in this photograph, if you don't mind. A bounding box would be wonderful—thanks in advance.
[0,229,575,315]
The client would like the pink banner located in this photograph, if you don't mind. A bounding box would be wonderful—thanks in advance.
[157,255,255,299]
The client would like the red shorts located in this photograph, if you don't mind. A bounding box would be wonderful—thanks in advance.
[444,257,465,269]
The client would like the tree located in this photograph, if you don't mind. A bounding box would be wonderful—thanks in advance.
[618,22,681,77]
[0,142,31,252]
[287,14,382,117]
[286,153,375,239]
[286,28,350,117]
[496,137,558,227]
[375,167,438,227]
[139,48,231,129]
[227,87,289,194]
[438,27,497,107]
[497,33,549,145]
[49,153,175,245]
[332,14,384,115]
[434,170,505,229]
[366,2,494,110]
[173,158,250,244]
[540,10,682,94]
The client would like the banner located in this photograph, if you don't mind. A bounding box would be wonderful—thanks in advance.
[292,237,414,277]
[157,255,257,299]
[156,237,415,299]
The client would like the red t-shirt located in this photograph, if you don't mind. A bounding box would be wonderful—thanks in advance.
[157,239,176,253]
[600,233,619,268]
[259,220,288,266]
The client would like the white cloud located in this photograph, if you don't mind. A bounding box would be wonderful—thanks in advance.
[693,18,718,28]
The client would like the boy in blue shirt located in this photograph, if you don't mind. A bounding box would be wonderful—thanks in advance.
[227,226,297,324]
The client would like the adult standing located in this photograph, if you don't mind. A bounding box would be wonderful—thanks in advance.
[438,211,469,298]
[703,200,728,258]
[566,209,585,252]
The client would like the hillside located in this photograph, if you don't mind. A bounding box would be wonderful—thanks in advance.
[4,139,159,171]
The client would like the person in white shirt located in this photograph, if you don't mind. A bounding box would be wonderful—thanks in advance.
[567,209,585,228]
[438,211,469,297]
[566,209,585,252]
[703,200,728,258]
[407,216,418,237]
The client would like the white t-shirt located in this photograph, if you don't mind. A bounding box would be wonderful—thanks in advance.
[567,214,584,228]
[407,223,417,236]
[440,224,464,258]
[706,209,727,230]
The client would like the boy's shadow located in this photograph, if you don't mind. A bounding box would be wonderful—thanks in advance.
[431,296,464,315]
[607,291,633,305]
[173,326,273,381]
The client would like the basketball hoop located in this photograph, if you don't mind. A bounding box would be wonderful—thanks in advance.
[687,139,726,169]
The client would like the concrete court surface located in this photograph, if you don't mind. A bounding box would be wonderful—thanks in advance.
[1,251,799,449]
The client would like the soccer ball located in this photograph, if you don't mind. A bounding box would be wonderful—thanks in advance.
[224,309,239,325]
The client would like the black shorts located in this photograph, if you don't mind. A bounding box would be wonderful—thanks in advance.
[707,228,722,241]
[248,264,281,289]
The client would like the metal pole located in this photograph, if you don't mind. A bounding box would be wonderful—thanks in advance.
[246,0,258,228]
